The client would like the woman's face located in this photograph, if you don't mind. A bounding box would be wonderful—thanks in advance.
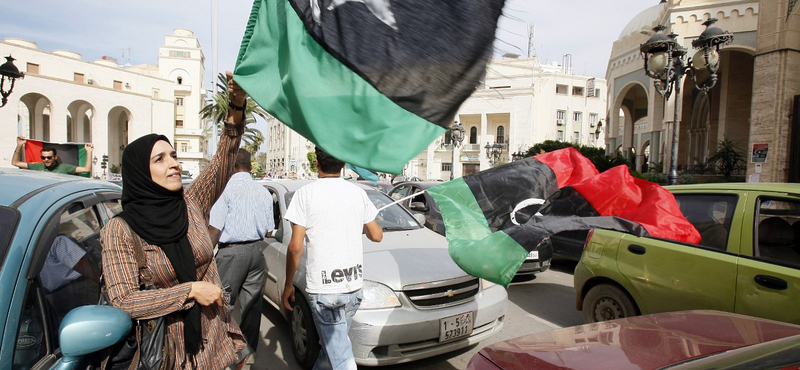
[149,140,183,191]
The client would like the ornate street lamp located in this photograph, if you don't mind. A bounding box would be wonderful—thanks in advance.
[450,121,465,180]
[484,142,502,166]
[0,55,24,108]
[640,19,732,184]
[511,148,527,161]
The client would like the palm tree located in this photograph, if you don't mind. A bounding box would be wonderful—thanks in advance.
[243,131,265,154]
[200,72,269,148]
[709,137,745,178]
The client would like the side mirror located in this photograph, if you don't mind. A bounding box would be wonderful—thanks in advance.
[55,305,132,368]
[410,202,428,212]
[413,213,427,225]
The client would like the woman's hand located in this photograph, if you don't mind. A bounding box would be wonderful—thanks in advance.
[227,71,246,107]
[188,281,224,306]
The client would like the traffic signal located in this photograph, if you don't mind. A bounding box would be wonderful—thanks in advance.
[102,154,108,163]
[101,162,107,169]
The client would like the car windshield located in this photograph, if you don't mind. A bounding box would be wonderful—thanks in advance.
[366,191,423,231]
[0,206,20,271]
[285,189,422,231]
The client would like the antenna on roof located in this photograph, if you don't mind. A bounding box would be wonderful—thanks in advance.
[527,24,536,58]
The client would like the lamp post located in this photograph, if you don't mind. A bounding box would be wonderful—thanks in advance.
[450,121,465,180]
[484,142,502,166]
[640,19,732,185]
[0,55,24,108]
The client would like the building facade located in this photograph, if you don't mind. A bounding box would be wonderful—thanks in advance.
[0,29,209,178]
[266,117,314,179]
[405,56,607,181]
[608,0,800,182]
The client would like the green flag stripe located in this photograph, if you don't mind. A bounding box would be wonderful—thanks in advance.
[234,0,445,173]
[428,178,528,286]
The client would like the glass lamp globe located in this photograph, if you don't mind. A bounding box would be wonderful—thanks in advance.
[647,51,669,74]
[692,48,719,71]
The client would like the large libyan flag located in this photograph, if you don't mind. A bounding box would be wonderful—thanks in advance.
[23,140,90,178]
[233,0,506,173]
[428,148,701,286]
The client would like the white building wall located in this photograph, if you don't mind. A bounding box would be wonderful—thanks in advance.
[406,56,607,181]
[0,30,206,178]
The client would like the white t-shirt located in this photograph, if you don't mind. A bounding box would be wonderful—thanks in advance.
[284,178,378,294]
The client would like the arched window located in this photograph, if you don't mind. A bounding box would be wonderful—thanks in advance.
[497,126,505,143]
[469,127,477,144]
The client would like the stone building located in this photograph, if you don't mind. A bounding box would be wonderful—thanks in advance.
[607,0,800,182]
[0,29,209,178]
[405,56,607,181]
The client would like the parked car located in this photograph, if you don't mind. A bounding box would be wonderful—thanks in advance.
[355,180,393,194]
[466,310,800,370]
[546,229,589,262]
[0,168,130,370]
[388,181,551,278]
[260,180,508,367]
[575,183,800,325]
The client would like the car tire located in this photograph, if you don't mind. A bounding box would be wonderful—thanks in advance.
[291,292,320,369]
[582,284,639,323]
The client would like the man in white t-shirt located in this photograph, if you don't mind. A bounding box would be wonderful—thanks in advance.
[283,148,383,370]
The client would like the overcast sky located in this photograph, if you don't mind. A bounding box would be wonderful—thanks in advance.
[2,0,652,82]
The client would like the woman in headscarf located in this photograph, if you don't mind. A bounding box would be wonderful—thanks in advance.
[101,71,249,369]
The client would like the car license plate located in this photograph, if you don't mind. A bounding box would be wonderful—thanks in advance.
[439,312,474,342]
[527,250,539,259]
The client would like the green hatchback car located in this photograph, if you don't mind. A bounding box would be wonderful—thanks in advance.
[575,183,800,325]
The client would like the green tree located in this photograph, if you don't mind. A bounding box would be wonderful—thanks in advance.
[709,137,745,178]
[307,151,318,173]
[200,72,268,148]
[526,140,627,173]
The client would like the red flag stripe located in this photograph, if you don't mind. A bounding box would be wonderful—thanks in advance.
[534,147,599,189]
[571,165,701,244]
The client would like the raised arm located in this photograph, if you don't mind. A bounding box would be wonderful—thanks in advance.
[185,71,247,216]
[74,143,94,174]
[11,136,29,169]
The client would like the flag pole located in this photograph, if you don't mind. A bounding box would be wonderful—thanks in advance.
[211,0,219,155]
[377,191,426,212]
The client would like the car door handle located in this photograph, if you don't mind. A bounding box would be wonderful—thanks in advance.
[628,245,646,255]
[754,275,788,290]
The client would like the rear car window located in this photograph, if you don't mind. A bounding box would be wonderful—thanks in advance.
[674,194,737,250]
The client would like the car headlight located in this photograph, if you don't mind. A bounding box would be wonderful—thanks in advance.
[360,280,401,309]
[481,279,497,290]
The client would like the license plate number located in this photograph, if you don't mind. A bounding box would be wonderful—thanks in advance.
[527,250,539,259]
[439,312,474,342]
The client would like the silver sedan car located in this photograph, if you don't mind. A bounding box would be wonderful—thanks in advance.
[260,180,508,367]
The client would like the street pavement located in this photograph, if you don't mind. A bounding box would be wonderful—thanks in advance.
[243,260,582,370]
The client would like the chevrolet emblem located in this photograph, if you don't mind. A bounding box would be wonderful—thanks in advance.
[444,289,456,298]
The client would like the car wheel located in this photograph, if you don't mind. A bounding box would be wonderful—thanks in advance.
[582,284,638,323]
[291,292,320,369]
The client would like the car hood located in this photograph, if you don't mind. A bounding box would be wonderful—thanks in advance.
[362,227,468,290]
[473,310,800,370]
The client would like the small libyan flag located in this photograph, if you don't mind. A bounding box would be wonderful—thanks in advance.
[233,0,506,173]
[23,140,90,178]
[428,148,701,286]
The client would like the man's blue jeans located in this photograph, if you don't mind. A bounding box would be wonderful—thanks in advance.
[308,290,363,370]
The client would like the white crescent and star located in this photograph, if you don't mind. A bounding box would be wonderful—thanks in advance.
[311,0,398,31]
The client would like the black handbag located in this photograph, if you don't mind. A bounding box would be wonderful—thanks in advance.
[89,231,176,370]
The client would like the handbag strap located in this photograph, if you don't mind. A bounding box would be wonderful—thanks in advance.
[127,231,155,289]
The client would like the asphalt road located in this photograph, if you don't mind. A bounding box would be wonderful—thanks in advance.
[245,260,582,370]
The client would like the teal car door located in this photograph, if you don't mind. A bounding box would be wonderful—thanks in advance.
[736,194,800,324]
[615,193,740,314]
